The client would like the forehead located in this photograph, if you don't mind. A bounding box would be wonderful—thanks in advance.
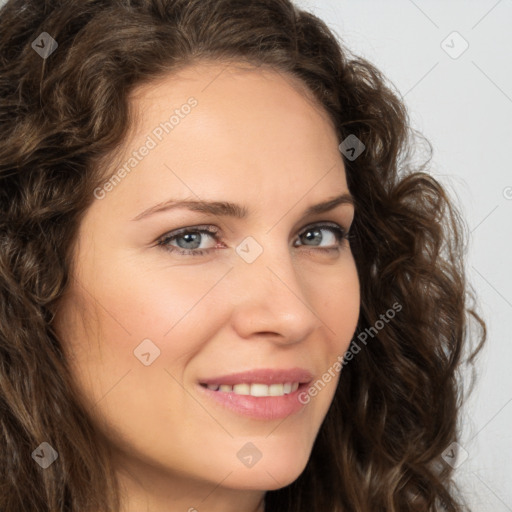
[93,60,348,216]
[128,59,337,138]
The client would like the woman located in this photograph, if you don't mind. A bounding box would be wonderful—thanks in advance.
[0,0,486,511]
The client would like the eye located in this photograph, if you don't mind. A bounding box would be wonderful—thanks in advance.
[294,222,350,252]
[156,225,220,256]
[156,222,351,257]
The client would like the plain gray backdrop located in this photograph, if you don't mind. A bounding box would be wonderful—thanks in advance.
[3,0,511,510]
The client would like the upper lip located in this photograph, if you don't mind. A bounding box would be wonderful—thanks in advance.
[199,368,314,386]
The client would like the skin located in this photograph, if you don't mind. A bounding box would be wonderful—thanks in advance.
[54,61,360,512]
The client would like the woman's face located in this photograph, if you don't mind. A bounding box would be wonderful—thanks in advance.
[55,61,360,509]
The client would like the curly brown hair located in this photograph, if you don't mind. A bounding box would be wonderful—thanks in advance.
[0,0,486,510]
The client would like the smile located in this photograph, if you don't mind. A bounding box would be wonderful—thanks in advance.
[200,382,300,397]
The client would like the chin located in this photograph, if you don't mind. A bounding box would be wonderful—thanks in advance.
[224,451,310,491]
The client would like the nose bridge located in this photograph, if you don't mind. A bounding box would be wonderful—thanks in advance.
[229,231,320,341]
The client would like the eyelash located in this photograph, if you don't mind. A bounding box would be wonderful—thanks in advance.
[156,222,352,257]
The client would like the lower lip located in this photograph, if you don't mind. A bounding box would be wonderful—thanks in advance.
[197,383,311,420]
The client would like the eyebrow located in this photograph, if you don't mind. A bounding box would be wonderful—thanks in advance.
[131,192,354,222]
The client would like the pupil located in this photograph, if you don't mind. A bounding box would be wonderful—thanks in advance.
[304,229,321,245]
[178,233,200,249]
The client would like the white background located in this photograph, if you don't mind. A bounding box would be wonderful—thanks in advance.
[3,0,511,509]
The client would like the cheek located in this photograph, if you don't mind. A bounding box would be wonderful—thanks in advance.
[65,260,233,399]
[335,278,360,350]
[309,255,360,350]
[54,270,223,444]
[97,252,230,332]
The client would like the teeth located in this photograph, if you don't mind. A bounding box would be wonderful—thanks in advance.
[233,383,251,395]
[204,382,300,397]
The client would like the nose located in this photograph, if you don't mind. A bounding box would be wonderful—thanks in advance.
[228,238,326,344]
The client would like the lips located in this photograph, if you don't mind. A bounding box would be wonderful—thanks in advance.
[198,367,314,387]
[197,369,314,420]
